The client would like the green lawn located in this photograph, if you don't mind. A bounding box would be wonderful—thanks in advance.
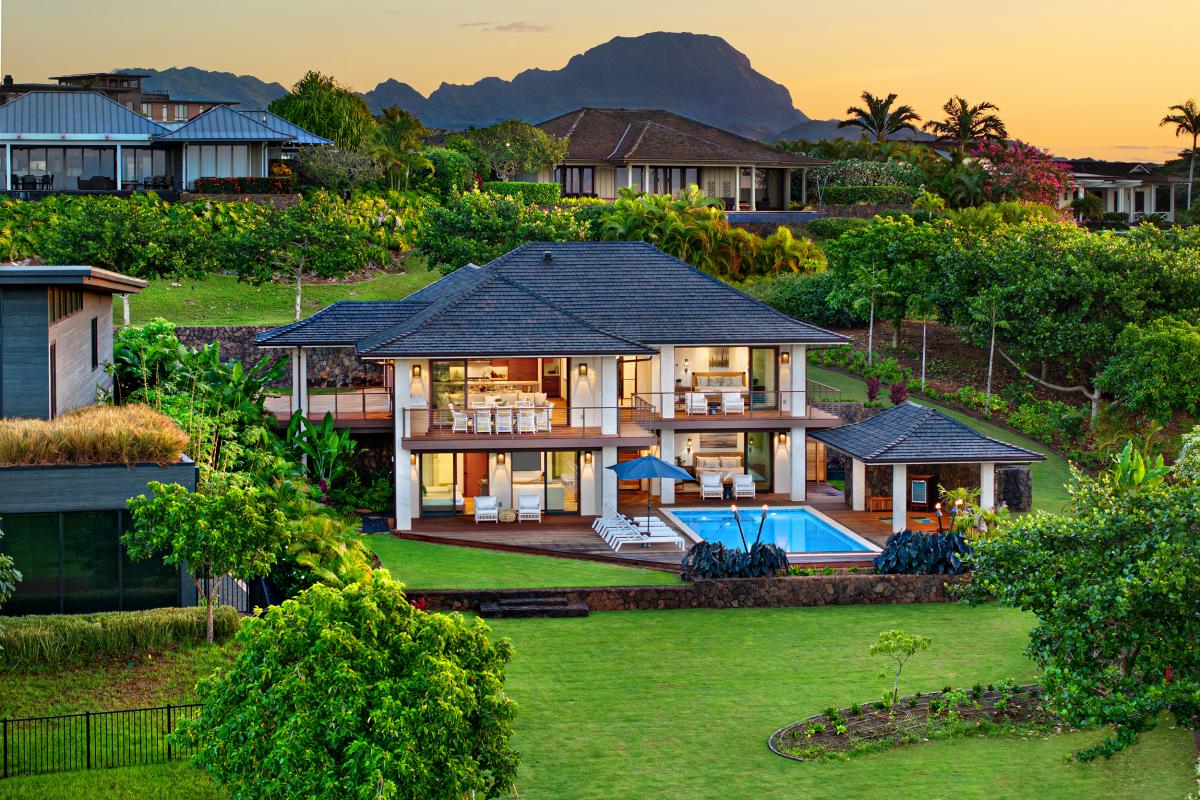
[120,270,440,327]
[2,604,1193,799]
[368,536,681,590]
[810,365,1073,514]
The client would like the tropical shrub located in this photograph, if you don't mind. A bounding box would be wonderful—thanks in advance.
[270,510,376,598]
[1006,399,1086,443]
[865,356,908,386]
[972,140,1074,206]
[1096,317,1200,419]
[482,181,561,204]
[191,176,295,194]
[680,540,789,579]
[0,525,20,619]
[873,530,972,575]
[809,159,924,190]
[285,411,358,502]
[0,607,239,672]
[291,147,384,192]
[888,382,909,404]
[269,71,378,150]
[422,147,477,198]
[871,629,932,707]
[178,578,519,800]
[965,471,1200,759]
[802,216,870,240]
[0,405,187,467]
[822,186,917,205]
[1176,425,1200,483]
[328,472,394,514]
[463,119,568,180]
[416,191,588,272]
[745,272,866,328]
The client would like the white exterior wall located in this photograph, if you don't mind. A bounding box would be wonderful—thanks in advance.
[600,446,618,516]
[594,165,617,199]
[393,359,413,531]
[570,357,602,428]
[489,453,513,509]
[773,432,790,495]
[789,344,806,416]
[891,463,908,533]
[656,346,675,418]
[579,450,600,516]
[789,427,806,501]
[700,166,738,203]
[600,356,619,434]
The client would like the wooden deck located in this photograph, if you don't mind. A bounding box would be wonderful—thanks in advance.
[402,483,939,567]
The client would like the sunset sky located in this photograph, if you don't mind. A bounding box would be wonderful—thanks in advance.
[6,0,1198,160]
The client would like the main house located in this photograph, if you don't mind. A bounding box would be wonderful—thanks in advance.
[1063,158,1190,222]
[527,108,825,210]
[258,241,851,531]
[0,91,331,196]
[0,71,238,125]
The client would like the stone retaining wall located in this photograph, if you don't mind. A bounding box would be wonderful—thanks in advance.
[175,325,383,388]
[410,573,963,613]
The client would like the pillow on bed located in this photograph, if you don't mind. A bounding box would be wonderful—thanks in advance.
[719,456,743,468]
[695,456,721,469]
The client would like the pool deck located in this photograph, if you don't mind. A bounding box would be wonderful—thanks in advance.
[397,483,943,569]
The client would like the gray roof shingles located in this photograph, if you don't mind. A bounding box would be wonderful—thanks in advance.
[810,402,1046,464]
[0,91,167,137]
[255,301,428,347]
[256,241,849,352]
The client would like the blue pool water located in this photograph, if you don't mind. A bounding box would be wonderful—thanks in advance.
[670,507,871,553]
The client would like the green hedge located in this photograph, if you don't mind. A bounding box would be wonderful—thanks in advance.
[0,606,240,671]
[191,176,295,194]
[803,217,870,240]
[482,181,561,204]
[822,185,916,205]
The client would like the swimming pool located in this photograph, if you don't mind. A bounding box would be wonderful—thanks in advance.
[664,506,880,561]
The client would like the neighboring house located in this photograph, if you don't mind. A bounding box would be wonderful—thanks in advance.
[0,265,146,419]
[0,91,331,196]
[0,264,197,615]
[527,108,825,209]
[1062,158,1189,221]
[257,241,850,531]
[0,72,237,124]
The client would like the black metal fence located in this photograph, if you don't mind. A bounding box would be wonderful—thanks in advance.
[1,703,203,778]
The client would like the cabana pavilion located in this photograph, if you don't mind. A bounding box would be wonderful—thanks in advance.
[810,402,1045,533]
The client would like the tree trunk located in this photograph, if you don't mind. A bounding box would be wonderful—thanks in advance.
[920,322,927,392]
[891,319,901,349]
[1040,361,1049,382]
[207,593,215,644]
[121,294,130,327]
[1188,150,1195,210]
[985,324,996,416]
[294,268,303,322]
[867,299,876,366]
[997,345,1100,429]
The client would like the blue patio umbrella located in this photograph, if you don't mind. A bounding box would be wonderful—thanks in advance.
[607,455,694,519]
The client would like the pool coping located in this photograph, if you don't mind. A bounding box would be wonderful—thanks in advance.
[661,505,883,564]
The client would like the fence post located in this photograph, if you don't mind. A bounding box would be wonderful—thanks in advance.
[85,711,91,770]
[3,718,8,778]
[166,704,173,761]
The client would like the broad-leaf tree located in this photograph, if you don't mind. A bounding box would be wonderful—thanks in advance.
[178,577,519,800]
[285,411,358,503]
[125,475,289,642]
[0,525,22,613]
[269,71,378,150]
[923,97,1008,151]
[837,91,921,143]
[465,120,568,181]
[965,462,1200,760]
[1159,99,1200,209]
[870,629,932,708]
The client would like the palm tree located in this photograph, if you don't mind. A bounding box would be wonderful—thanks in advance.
[372,106,430,190]
[922,97,1007,151]
[1160,99,1200,209]
[838,92,921,143]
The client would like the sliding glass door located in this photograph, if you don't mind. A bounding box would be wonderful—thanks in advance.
[420,452,458,515]
[510,450,581,514]
[749,347,778,410]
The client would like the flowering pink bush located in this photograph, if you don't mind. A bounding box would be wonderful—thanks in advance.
[972,140,1074,206]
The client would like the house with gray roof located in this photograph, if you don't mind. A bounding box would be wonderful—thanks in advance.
[810,402,1045,533]
[0,91,330,195]
[256,241,849,530]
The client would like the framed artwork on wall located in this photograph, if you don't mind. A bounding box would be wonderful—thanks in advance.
[708,348,730,369]
[698,432,738,450]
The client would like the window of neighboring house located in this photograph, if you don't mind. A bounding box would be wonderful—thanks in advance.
[174,104,187,121]
[1134,190,1146,213]
[140,102,151,117]
[48,288,83,324]
[90,317,99,370]
[557,166,594,197]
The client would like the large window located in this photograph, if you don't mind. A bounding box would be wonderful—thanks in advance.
[0,510,179,615]
[647,167,699,196]
[554,166,594,197]
[11,147,115,190]
[430,360,466,410]
[511,451,580,514]
[186,144,253,187]
[420,453,458,514]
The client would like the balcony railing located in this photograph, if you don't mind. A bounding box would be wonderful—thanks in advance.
[264,387,394,422]
[631,381,840,420]
[397,403,651,441]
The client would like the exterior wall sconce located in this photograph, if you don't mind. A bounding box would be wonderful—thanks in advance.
[780,351,791,364]
[412,364,421,378]
[579,362,588,377]
[410,454,417,465]
[686,438,693,452]
[497,453,506,465]
[584,452,593,464]
[778,432,788,445]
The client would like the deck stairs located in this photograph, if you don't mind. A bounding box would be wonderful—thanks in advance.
[479,595,589,618]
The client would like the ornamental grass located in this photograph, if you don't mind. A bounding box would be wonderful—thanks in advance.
[0,404,188,467]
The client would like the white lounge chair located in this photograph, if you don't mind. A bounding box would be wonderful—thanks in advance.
[721,392,745,414]
[699,472,724,500]
[474,495,499,524]
[495,408,514,435]
[685,392,708,415]
[593,515,645,547]
[473,408,492,434]
[517,494,542,523]
[732,473,756,499]
[517,408,537,434]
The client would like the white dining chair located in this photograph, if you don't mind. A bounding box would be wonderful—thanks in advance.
[473,408,492,434]
[495,408,514,435]
[517,408,537,434]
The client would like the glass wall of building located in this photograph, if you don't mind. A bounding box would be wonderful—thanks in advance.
[675,431,774,494]
[420,452,458,514]
[0,510,178,615]
[185,144,253,188]
[10,147,117,190]
[511,450,580,514]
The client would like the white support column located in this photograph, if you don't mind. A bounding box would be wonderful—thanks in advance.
[393,359,414,531]
[851,458,866,511]
[181,144,188,191]
[980,462,996,510]
[626,166,633,189]
[749,167,757,211]
[801,168,808,206]
[658,345,675,418]
[4,144,10,192]
[297,348,309,418]
[789,427,806,502]
[1170,183,1176,221]
[600,356,618,435]
[789,344,806,417]
[782,169,792,209]
[601,446,619,517]
[891,463,907,534]
[115,144,122,189]
[290,348,303,414]
[734,165,741,208]
[580,451,598,516]
[659,432,675,505]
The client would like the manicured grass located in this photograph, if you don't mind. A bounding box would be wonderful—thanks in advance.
[368,536,681,590]
[119,270,440,327]
[810,365,1073,514]
[1,604,1194,799]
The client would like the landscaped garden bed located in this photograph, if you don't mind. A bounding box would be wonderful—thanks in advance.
[770,681,1051,761]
